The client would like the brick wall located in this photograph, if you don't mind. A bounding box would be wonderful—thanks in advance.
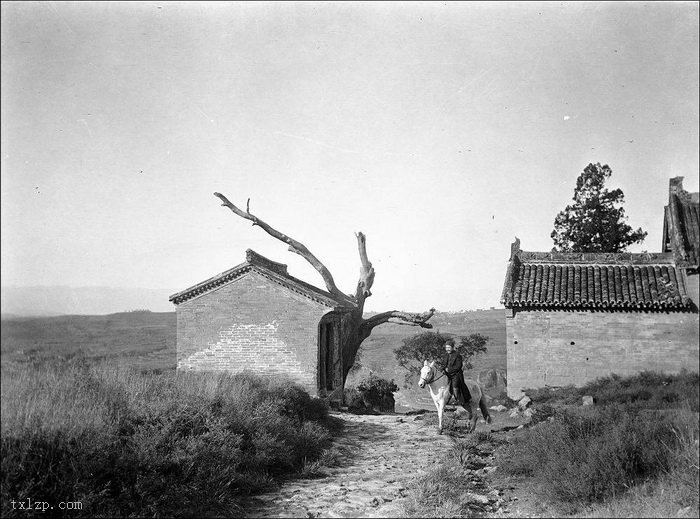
[176,271,332,396]
[506,308,700,398]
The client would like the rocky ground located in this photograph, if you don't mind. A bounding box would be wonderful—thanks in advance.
[242,407,536,518]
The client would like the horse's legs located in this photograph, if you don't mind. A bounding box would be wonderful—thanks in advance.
[436,399,444,434]
[464,406,474,428]
[479,395,492,424]
[469,407,478,433]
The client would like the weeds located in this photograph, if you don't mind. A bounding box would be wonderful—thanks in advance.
[1,361,336,517]
[527,370,699,411]
[498,371,700,515]
[399,462,486,518]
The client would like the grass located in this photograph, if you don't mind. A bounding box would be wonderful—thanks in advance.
[1,359,340,517]
[497,371,700,516]
[0,312,176,371]
[526,370,700,412]
[399,371,699,518]
[399,433,500,518]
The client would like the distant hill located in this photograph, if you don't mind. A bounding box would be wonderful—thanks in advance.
[1,286,178,317]
[0,310,177,371]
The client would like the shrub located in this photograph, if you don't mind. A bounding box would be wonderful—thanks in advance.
[496,404,694,512]
[527,371,699,412]
[528,403,557,425]
[1,361,336,517]
[356,372,398,407]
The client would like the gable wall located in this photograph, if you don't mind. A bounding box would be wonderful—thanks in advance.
[176,271,332,395]
[506,308,699,398]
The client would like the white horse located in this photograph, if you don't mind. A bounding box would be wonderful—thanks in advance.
[418,360,492,434]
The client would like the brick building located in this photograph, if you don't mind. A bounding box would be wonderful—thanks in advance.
[500,177,699,398]
[169,249,355,397]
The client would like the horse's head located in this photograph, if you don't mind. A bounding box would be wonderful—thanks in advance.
[418,360,436,388]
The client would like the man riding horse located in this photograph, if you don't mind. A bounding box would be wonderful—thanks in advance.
[440,338,471,407]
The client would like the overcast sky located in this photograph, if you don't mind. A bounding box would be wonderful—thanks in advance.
[1,1,698,312]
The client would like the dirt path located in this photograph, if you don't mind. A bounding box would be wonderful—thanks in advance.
[243,412,458,518]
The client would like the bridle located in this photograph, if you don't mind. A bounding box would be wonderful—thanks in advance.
[419,364,446,386]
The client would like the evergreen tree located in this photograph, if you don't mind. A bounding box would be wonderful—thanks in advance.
[551,163,647,252]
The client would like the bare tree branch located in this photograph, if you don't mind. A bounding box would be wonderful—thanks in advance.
[213,192,436,392]
[214,192,347,301]
[354,232,375,302]
[362,308,436,332]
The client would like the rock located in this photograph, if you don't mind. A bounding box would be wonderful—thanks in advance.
[413,415,424,421]
[465,493,490,505]
[454,407,469,418]
[518,395,531,409]
[509,408,521,418]
[582,395,594,406]
[490,404,507,412]
[516,425,524,430]
[523,408,536,419]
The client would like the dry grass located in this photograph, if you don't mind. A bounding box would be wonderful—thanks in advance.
[497,372,699,516]
[1,360,339,517]
[575,408,699,518]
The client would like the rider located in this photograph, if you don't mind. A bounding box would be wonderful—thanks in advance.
[440,338,471,407]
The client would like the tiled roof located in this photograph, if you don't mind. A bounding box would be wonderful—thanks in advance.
[169,249,356,308]
[500,239,692,310]
[663,177,700,269]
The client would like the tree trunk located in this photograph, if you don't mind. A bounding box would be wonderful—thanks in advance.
[214,193,435,394]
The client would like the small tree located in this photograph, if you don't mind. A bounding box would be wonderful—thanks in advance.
[551,163,647,252]
[393,331,488,385]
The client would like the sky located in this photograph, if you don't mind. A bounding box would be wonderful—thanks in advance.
[1,1,698,313]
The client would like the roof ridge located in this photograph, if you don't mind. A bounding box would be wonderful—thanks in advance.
[516,250,675,265]
[169,250,356,308]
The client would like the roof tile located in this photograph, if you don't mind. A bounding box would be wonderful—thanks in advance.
[501,247,691,310]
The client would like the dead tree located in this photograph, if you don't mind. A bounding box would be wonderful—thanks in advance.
[213,192,435,390]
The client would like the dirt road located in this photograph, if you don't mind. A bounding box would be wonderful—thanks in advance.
[242,411,503,518]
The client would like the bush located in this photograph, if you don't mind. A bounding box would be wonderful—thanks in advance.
[356,373,398,405]
[1,361,336,517]
[496,404,695,512]
[527,371,699,411]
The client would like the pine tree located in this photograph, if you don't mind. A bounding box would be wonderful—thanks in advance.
[551,163,647,252]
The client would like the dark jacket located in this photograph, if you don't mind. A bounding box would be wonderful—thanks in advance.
[442,351,463,377]
[441,351,471,405]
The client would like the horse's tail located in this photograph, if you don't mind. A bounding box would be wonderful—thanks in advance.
[479,394,492,424]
